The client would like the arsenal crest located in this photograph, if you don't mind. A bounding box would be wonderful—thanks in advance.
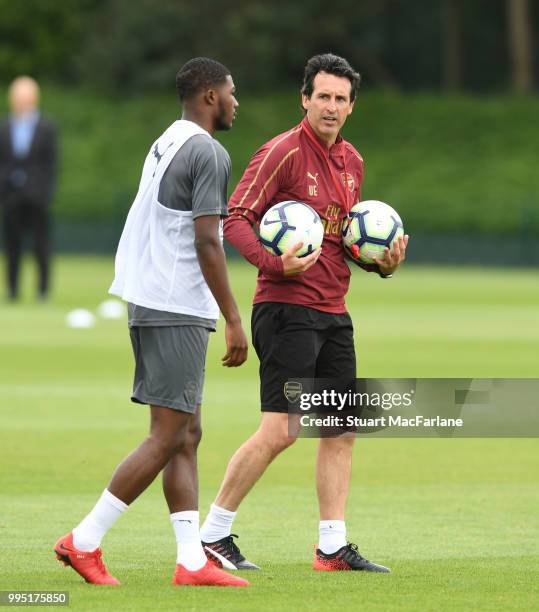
[341,172,355,192]
[283,381,303,403]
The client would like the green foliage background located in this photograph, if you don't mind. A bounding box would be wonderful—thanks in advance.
[0,0,527,92]
[23,86,539,236]
[0,0,536,240]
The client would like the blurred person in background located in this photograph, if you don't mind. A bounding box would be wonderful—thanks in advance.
[0,76,57,301]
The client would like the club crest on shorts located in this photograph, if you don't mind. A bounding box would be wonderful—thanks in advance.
[283,381,303,403]
[184,380,199,407]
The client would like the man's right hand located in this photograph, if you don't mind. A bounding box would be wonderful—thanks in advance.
[222,320,248,367]
[281,242,321,277]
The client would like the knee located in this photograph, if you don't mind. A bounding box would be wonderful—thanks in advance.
[319,435,355,453]
[264,430,297,456]
[256,414,299,456]
[183,423,202,455]
[148,428,189,458]
[164,421,202,457]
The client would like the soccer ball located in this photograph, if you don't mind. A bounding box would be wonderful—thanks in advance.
[259,201,324,257]
[342,200,404,264]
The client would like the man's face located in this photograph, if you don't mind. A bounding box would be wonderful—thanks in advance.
[9,78,39,116]
[216,75,239,131]
[302,72,354,145]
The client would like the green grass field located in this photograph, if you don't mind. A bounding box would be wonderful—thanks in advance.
[1,257,538,611]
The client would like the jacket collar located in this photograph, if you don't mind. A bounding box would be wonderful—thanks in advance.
[301,116,344,154]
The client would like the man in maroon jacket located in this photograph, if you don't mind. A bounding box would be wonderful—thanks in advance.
[201,54,408,572]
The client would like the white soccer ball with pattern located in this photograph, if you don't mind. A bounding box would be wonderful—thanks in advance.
[259,201,324,257]
[342,200,404,264]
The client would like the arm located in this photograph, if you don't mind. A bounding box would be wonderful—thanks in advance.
[0,123,12,198]
[345,153,408,276]
[224,212,284,276]
[225,140,320,277]
[46,121,58,191]
[40,119,58,204]
[347,234,409,277]
[194,215,248,367]
[373,234,409,275]
[161,135,248,366]
[225,212,320,276]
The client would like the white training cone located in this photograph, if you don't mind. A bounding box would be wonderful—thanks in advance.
[97,299,126,320]
[66,309,96,329]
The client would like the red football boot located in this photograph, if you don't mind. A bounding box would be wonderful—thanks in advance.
[54,532,120,585]
[172,559,249,586]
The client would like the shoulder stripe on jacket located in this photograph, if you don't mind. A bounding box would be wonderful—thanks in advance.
[237,125,302,208]
[247,147,300,211]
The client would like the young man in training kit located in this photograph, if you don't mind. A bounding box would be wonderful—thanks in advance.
[54,58,250,587]
[200,53,408,572]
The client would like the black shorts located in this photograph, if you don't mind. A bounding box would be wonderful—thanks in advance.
[251,302,356,412]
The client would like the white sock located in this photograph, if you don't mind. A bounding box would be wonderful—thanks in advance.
[171,511,207,571]
[200,503,236,543]
[72,489,128,552]
[318,520,347,554]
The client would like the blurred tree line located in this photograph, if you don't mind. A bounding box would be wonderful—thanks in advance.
[0,0,537,255]
[0,0,535,93]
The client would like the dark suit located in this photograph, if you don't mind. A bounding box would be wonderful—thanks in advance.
[0,115,58,299]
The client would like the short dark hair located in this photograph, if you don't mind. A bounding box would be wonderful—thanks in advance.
[301,53,361,102]
[176,57,231,102]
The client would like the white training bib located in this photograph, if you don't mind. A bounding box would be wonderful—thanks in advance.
[109,120,221,318]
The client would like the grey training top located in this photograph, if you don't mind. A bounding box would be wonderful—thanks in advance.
[128,134,230,330]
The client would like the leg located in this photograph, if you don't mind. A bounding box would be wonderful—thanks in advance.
[201,303,317,563]
[163,405,206,574]
[161,406,249,584]
[313,313,357,555]
[211,303,318,511]
[2,198,23,299]
[314,313,356,521]
[108,404,192,504]
[214,411,296,511]
[316,435,355,520]
[30,204,50,298]
[56,405,192,584]
[200,411,295,570]
[109,324,209,504]
[314,433,390,573]
[72,403,192,550]
[310,316,388,571]
[162,405,202,513]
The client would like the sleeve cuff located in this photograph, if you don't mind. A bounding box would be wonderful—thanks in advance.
[192,208,226,219]
[261,251,284,277]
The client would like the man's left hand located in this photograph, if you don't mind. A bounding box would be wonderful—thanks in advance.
[373,234,409,275]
